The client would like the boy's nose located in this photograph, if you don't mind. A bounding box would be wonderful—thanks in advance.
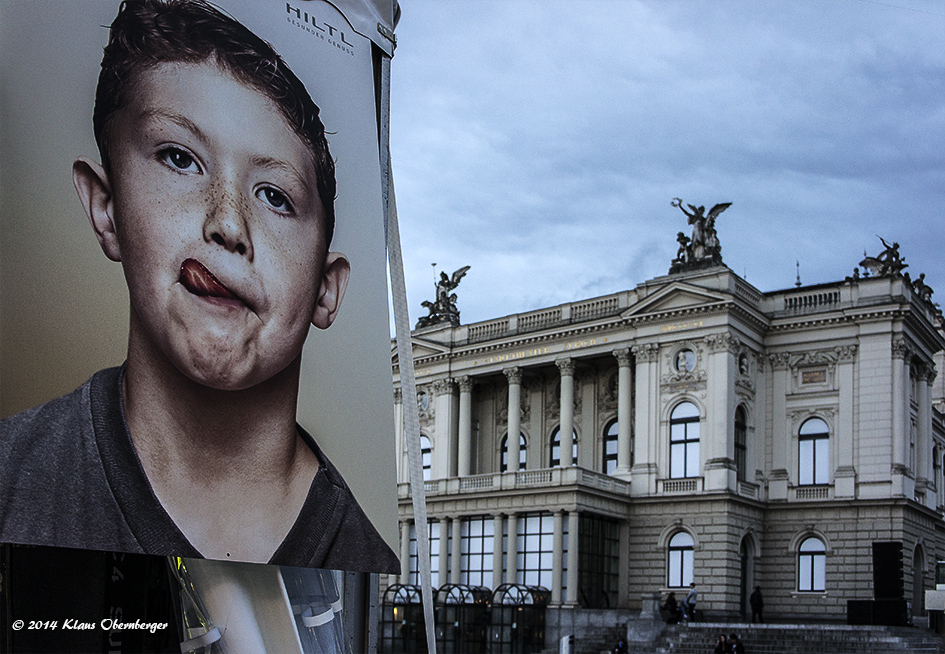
[203,183,253,260]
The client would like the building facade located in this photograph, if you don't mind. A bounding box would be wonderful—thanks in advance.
[389,237,945,629]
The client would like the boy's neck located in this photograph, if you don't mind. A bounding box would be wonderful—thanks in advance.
[121,325,318,562]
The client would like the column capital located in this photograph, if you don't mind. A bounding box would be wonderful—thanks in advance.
[393,387,402,403]
[504,366,523,384]
[432,378,456,396]
[704,332,738,354]
[925,364,938,385]
[458,375,475,392]
[613,348,632,367]
[892,337,912,361]
[836,344,858,362]
[767,351,791,370]
[631,343,659,362]
[555,357,575,376]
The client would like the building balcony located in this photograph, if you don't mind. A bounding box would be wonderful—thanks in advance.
[790,484,833,501]
[657,477,704,494]
[400,466,632,500]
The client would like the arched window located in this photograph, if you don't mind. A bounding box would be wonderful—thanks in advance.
[798,537,826,591]
[734,406,747,482]
[799,418,829,485]
[500,433,527,472]
[667,532,694,588]
[670,402,700,479]
[603,420,619,475]
[420,435,432,481]
[549,426,578,467]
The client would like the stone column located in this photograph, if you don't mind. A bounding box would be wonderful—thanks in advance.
[507,513,519,583]
[768,352,790,500]
[438,517,450,587]
[835,346,857,498]
[557,358,575,467]
[451,517,463,583]
[704,334,736,491]
[917,364,934,507]
[400,520,411,583]
[891,339,909,480]
[618,521,631,606]
[631,343,659,495]
[614,348,633,477]
[393,387,405,483]
[566,511,579,605]
[492,514,504,588]
[504,367,523,471]
[457,376,474,477]
[552,510,564,604]
[433,379,457,478]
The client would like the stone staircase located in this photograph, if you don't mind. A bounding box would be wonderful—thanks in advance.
[540,622,625,654]
[650,622,945,654]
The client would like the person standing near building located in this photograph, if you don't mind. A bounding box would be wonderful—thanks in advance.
[683,582,698,621]
[729,633,745,654]
[749,586,764,624]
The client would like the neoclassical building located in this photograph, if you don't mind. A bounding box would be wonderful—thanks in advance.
[388,228,945,630]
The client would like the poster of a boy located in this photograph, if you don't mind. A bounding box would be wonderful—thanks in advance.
[0,0,398,573]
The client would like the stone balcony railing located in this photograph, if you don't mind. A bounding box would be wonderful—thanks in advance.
[466,292,627,344]
[791,484,832,501]
[657,477,704,494]
[401,466,632,499]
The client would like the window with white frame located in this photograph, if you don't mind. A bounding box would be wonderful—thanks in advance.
[460,516,494,588]
[549,426,578,467]
[910,419,917,473]
[516,513,556,590]
[798,418,829,485]
[734,406,748,482]
[798,536,826,591]
[603,419,619,475]
[670,402,700,478]
[420,434,432,481]
[500,433,527,472]
[408,520,441,587]
[667,531,694,588]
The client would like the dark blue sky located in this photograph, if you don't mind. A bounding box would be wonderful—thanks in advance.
[390,0,945,325]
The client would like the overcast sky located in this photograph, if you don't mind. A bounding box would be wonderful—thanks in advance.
[388,0,944,329]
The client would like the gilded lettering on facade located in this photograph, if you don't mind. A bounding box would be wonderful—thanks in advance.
[661,320,704,333]
[472,337,599,366]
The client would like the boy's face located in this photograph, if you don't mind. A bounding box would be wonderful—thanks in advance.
[76,61,346,390]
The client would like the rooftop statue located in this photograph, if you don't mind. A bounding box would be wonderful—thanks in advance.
[416,265,471,329]
[858,236,908,277]
[669,198,731,274]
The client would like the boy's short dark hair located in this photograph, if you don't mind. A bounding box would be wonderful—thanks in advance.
[94,0,336,244]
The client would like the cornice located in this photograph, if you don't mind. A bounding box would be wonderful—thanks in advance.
[625,300,730,327]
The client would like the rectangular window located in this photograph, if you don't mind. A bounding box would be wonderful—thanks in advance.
[408,521,441,587]
[799,552,825,591]
[579,514,619,609]
[460,516,494,588]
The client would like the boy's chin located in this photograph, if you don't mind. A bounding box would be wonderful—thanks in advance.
[176,354,281,393]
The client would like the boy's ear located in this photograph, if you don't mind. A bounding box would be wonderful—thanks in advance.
[311,252,350,330]
[73,156,121,262]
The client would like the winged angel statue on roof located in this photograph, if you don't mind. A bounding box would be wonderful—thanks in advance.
[669,198,731,273]
[416,266,471,329]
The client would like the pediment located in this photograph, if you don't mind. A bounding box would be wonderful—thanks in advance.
[622,282,729,319]
[391,337,452,364]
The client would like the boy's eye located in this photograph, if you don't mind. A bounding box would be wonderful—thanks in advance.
[159,147,201,173]
[257,187,294,213]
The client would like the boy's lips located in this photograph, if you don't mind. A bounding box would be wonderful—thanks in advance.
[179,259,239,301]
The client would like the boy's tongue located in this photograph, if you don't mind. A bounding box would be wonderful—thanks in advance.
[179,259,237,300]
